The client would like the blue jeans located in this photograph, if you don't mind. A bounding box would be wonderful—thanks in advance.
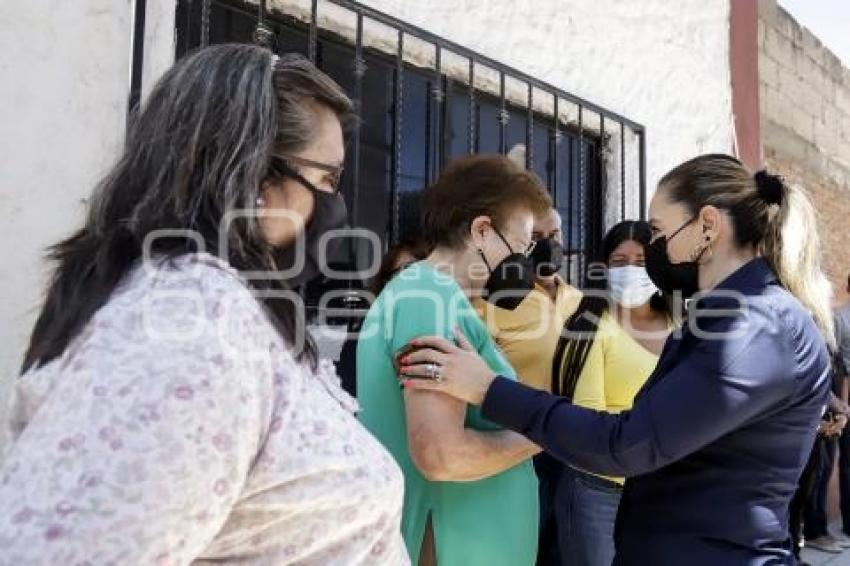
[839,421,850,535]
[804,435,837,540]
[555,466,622,566]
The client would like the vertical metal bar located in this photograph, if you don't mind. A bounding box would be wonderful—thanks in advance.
[577,105,585,282]
[391,31,404,244]
[526,84,533,170]
[308,0,318,63]
[127,0,147,125]
[639,129,647,220]
[432,45,442,180]
[467,59,475,153]
[253,0,274,49]
[440,76,451,168]
[620,121,626,221]
[551,96,559,197]
[342,12,365,294]
[425,72,432,186]
[600,116,606,149]
[200,0,210,47]
[351,13,364,226]
[585,114,608,270]
[565,135,574,284]
[498,72,507,154]
[571,134,579,284]
[182,0,193,54]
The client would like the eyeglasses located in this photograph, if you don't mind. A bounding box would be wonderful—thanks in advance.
[272,154,344,194]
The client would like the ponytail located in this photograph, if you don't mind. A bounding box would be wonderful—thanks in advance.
[659,154,835,351]
[762,181,836,350]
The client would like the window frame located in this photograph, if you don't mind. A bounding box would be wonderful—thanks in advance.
[174,0,644,298]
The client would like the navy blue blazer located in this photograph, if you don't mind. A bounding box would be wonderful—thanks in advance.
[482,258,831,565]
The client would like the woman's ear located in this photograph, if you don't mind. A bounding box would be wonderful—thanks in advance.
[699,205,722,244]
[259,178,282,200]
[468,216,492,250]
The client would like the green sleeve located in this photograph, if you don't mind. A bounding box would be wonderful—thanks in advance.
[387,280,485,357]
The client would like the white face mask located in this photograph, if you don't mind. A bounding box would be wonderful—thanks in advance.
[608,265,659,308]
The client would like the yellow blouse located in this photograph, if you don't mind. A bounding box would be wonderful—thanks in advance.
[474,276,581,392]
[572,311,663,484]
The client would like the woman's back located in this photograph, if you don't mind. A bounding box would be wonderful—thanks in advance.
[0,254,408,565]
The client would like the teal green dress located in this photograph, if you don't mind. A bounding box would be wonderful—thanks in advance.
[357,261,539,565]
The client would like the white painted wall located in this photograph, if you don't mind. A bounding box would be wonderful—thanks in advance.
[0,1,131,425]
[353,0,734,190]
[0,0,174,430]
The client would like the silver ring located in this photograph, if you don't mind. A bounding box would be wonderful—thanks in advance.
[434,365,444,382]
[427,363,441,381]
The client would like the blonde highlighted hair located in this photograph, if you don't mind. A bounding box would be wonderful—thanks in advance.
[659,154,835,350]
[762,181,835,349]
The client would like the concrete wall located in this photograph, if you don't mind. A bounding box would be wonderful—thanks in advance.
[0,0,132,428]
[0,0,174,432]
[758,0,850,301]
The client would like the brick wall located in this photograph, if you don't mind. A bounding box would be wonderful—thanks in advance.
[758,0,850,303]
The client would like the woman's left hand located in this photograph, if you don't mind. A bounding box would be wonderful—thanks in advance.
[399,327,498,406]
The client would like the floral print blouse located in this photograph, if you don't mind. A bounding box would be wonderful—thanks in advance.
[0,253,409,565]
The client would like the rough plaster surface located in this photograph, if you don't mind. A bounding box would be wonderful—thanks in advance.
[0,0,175,434]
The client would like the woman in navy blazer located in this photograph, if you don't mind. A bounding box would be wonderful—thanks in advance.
[399,154,836,565]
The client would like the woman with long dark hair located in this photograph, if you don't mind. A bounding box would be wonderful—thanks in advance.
[398,154,835,565]
[0,45,408,564]
[549,220,672,566]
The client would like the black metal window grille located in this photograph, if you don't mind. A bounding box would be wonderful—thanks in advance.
[172,0,646,306]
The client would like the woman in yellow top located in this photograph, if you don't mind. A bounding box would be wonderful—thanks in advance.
[549,220,674,566]
[475,207,582,391]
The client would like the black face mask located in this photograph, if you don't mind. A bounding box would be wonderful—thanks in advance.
[644,216,707,299]
[274,168,349,288]
[479,227,536,310]
[529,237,564,277]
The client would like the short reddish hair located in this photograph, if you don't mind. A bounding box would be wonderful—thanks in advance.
[422,154,552,248]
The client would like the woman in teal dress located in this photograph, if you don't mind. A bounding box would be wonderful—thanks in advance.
[357,154,552,565]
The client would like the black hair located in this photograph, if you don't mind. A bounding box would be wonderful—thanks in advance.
[22,45,354,374]
[552,220,673,399]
